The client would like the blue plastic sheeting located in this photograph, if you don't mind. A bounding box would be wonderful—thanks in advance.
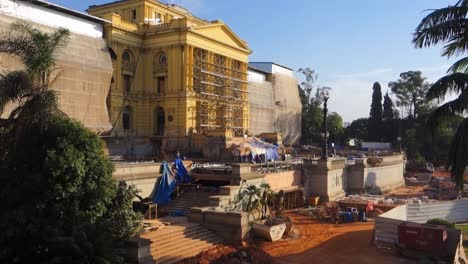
[151,162,176,205]
[250,140,279,161]
[175,158,191,183]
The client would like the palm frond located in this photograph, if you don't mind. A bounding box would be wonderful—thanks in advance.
[448,57,468,73]
[447,118,468,190]
[15,90,59,127]
[414,18,468,56]
[0,71,32,114]
[442,33,468,58]
[416,4,468,33]
[427,73,468,101]
[427,89,468,130]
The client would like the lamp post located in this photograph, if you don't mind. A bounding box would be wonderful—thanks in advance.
[321,96,329,160]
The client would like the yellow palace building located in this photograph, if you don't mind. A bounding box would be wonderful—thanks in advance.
[88,0,252,158]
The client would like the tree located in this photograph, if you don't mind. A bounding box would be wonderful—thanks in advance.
[345,118,368,141]
[0,22,69,157]
[0,23,142,263]
[297,68,331,144]
[368,82,383,141]
[413,0,468,190]
[0,116,142,263]
[388,71,431,119]
[327,112,344,144]
[383,92,397,120]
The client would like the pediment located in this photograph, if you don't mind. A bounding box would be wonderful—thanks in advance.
[192,22,251,52]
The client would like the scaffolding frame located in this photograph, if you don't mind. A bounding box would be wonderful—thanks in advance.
[192,48,248,136]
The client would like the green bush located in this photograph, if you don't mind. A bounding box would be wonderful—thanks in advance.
[426,218,455,228]
[0,115,142,264]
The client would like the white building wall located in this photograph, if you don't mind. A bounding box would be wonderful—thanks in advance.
[0,0,104,38]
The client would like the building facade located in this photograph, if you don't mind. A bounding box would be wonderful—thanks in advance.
[88,0,252,157]
[248,62,302,145]
[0,0,113,132]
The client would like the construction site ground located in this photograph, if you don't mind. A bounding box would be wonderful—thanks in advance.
[182,213,415,264]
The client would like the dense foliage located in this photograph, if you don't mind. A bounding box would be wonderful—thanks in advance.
[298,68,343,145]
[0,22,142,263]
[388,71,431,119]
[0,116,142,264]
[368,82,383,141]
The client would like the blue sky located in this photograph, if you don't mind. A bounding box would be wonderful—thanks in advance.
[50,0,456,122]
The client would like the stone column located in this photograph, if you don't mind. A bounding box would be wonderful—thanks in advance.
[303,158,346,202]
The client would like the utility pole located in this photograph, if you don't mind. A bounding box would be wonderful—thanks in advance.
[321,96,329,160]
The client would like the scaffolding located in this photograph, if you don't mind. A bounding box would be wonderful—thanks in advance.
[192,48,248,136]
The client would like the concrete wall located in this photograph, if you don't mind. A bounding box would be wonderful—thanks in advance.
[248,73,275,136]
[303,155,405,201]
[190,208,250,243]
[303,159,346,201]
[0,1,113,132]
[113,162,162,198]
[263,170,302,192]
[347,155,405,194]
[247,65,302,146]
[363,162,405,193]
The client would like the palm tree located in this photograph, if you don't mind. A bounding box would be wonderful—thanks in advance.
[0,22,69,155]
[413,0,468,190]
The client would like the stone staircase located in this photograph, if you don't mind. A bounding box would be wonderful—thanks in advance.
[159,189,226,214]
[141,218,224,264]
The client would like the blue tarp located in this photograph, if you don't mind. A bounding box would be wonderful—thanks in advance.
[151,162,176,205]
[150,159,192,205]
[250,139,280,161]
[175,159,191,183]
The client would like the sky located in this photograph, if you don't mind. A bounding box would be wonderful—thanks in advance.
[49,0,457,122]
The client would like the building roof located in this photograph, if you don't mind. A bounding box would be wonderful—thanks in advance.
[26,0,110,24]
[247,65,270,75]
[88,0,207,22]
[249,62,294,72]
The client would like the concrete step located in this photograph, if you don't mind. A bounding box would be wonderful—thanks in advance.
[143,224,202,241]
[150,228,217,250]
[145,223,224,264]
[150,232,223,259]
[156,240,223,264]
[141,216,225,264]
[219,185,240,196]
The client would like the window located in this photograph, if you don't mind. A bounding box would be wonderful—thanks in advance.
[153,11,161,22]
[157,76,165,95]
[132,9,137,21]
[154,107,165,136]
[159,53,167,65]
[122,50,133,66]
[123,74,131,94]
[123,106,132,130]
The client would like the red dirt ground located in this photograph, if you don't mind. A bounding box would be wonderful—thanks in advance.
[261,214,414,264]
[183,213,415,264]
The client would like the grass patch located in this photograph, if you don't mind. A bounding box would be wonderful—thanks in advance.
[455,225,468,254]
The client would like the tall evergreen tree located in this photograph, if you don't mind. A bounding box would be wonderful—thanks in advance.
[368,82,383,141]
[383,92,396,120]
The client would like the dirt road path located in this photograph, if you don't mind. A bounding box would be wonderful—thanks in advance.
[261,214,415,264]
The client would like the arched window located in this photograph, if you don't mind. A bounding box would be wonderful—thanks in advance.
[153,52,167,95]
[122,49,134,66]
[123,106,132,130]
[154,107,165,136]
